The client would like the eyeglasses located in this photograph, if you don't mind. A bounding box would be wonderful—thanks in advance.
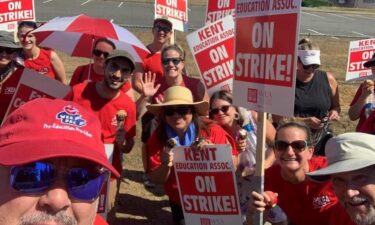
[0,47,17,54]
[10,161,109,201]
[153,25,172,33]
[210,105,231,115]
[162,57,182,66]
[93,49,110,58]
[164,106,192,116]
[274,140,308,153]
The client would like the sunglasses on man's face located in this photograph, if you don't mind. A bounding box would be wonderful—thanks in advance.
[10,161,109,201]
[93,49,110,58]
[162,57,182,66]
[164,106,192,116]
[274,140,308,153]
[210,105,231,116]
[0,47,17,55]
[153,25,172,33]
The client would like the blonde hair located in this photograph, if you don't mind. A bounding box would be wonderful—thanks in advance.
[298,38,319,51]
[161,43,186,61]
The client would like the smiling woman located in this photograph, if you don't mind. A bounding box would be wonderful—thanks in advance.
[145,86,238,225]
[247,121,339,225]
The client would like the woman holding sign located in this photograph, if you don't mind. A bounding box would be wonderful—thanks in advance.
[248,121,338,225]
[146,86,237,225]
[209,90,276,220]
[348,53,375,131]
[273,38,340,156]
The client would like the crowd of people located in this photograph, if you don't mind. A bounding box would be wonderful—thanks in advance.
[0,16,374,225]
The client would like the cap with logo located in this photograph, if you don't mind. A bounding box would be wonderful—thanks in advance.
[0,98,119,177]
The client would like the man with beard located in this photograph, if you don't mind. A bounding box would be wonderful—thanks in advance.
[307,132,375,225]
[0,98,119,225]
[71,50,136,224]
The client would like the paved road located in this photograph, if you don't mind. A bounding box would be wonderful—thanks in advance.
[35,0,375,37]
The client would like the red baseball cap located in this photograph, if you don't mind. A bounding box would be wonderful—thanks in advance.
[0,98,119,177]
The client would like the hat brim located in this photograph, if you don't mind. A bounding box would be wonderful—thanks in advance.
[0,41,22,49]
[0,139,120,177]
[307,158,375,182]
[147,100,208,117]
[364,60,375,68]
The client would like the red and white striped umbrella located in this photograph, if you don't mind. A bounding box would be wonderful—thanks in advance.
[31,14,149,62]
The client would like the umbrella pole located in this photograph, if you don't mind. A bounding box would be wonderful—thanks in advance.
[87,36,95,82]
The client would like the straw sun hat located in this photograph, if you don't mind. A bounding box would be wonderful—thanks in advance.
[146,86,208,116]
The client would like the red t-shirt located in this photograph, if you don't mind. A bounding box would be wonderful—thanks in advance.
[94,214,108,225]
[328,203,356,225]
[70,64,131,93]
[0,68,23,124]
[71,82,136,173]
[152,75,203,103]
[143,52,163,81]
[350,84,375,131]
[265,157,338,225]
[147,123,238,205]
[24,48,56,80]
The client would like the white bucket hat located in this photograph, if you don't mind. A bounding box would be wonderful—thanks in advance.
[307,132,375,182]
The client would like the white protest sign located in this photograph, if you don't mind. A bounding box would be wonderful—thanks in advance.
[205,0,235,24]
[233,0,301,117]
[155,0,188,32]
[173,144,242,225]
[2,68,71,126]
[98,144,114,218]
[346,38,375,81]
[187,15,234,96]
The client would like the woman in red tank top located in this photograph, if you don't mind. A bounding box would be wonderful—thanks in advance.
[17,21,67,84]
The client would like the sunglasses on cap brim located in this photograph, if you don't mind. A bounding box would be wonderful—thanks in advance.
[10,161,109,201]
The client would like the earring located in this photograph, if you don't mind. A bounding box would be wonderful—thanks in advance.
[234,112,240,121]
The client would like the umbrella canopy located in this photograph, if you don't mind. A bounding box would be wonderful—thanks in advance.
[31,14,149,62]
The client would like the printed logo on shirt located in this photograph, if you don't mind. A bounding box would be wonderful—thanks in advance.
[111,116,117,126]
[312,195,331,209]
[4,86,16,95]
[38,67,49,74]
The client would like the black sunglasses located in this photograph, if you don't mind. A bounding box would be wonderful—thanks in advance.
[93,49,110,58]
[210,105,231,115]
[162,57,182,66]
[153,25,172,33]
[164,106,192,116]
[0,47,17,54]
[274,140,308,153]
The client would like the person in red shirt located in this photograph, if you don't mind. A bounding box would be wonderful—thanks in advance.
[0,98,120,225]
[71,50,136,224]
[146,86,237,225]
[307,132,375,225]
[17,21,67,84]
[138,43,208,188]
[349,53,375,131]
[132,17,173,94]
[248,121,338,225]
[0,31,23,124]
[70,38,133,100]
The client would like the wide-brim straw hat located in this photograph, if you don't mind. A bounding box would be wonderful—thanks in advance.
[147,86,208,116]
